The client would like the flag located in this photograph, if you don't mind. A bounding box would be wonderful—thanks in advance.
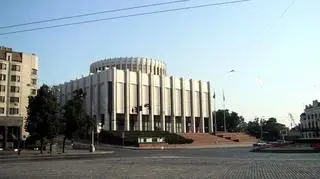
[213,91,216,99]
[223,90,225,102]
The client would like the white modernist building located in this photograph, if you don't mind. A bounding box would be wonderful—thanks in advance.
[58,57,213,133]
[300,100,320,139]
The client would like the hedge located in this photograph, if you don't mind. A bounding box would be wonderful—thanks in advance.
[99,131,193,146]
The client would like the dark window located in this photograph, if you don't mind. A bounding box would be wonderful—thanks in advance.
[11,75,20,82]
[10,86,20,93]
[0,96,5,102]
[31,79,37,85]
[9,108,19,115]
[11,65,20,71]
[100,114,105,127]
[0,63,6,70]
[11,53,22,62]
[0,74,6,81]
[32,69,37,75]
[31,89,36,95]
[0,85,5,92]
[8,56,11,61]
[10,97,19,103]
[0,107,4,114]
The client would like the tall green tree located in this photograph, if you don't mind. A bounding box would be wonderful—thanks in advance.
[246,117,288,141]
[61,89,95,153]
[214,110,246,132]
[25,85,60,154]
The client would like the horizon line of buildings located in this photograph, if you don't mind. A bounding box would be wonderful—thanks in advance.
[1,46,319,149]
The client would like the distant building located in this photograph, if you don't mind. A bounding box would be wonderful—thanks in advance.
[300,100,320,139]
[57,57,213,133]
[0,47,38,149]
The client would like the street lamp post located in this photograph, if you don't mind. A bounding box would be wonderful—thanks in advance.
[90,128,95,152]
[213,91,217,134]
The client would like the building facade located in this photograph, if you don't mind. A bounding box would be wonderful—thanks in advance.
[58,57,213,133]
[0,47,38,149]
[300,100,320,139]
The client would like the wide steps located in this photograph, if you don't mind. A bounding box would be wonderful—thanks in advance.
[178,133,236,145]
[216,132,258,143]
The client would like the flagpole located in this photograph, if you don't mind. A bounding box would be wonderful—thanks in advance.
[213,90,217,134]
[223,90,226,133]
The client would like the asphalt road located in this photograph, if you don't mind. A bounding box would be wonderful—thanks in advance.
[1,147,320,179]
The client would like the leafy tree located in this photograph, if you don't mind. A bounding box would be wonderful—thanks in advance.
[214,110,246,132]
[237,116,248,132]
[61,89,95,153]
[246,118,260,137]
[25,85,60,154]
[246,117,288,141]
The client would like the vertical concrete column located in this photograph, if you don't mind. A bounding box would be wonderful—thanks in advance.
[149,73,154,131]
[170,76,176,133]
[160,75,165,131]
[124,70,130,131]
[199,81,205,133]
[137,72,143,131]
[190,79,196,133]
[180,78,186,133]
[111,68,117,131]
[89,76,93,121]
[97,73,101,125]
[208,81,214,133]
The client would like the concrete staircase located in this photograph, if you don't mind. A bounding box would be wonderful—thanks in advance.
[216,132,258,143]
[178,133,236,146]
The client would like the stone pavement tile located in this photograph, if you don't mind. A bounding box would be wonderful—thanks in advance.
[1,152,320,179]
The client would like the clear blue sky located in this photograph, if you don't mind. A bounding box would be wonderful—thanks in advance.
[1,0,319,126]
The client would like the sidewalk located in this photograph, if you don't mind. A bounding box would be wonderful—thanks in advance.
[0,149,114,162]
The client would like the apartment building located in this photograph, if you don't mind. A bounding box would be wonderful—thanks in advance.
[0,47,38,149]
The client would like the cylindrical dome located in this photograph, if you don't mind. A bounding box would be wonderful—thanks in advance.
[90,57,167,75]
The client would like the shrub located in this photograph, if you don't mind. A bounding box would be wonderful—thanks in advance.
[99,131,193,146]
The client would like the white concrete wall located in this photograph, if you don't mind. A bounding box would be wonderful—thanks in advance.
[58,67,212,133]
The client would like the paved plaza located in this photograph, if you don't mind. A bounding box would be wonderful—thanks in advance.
[1,147,320,178]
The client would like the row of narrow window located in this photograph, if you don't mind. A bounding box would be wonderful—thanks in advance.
[301,121,320,129]
[0,107,19,114]
[0,74,37,84]
[307,113,320,120]
[0,85,36,95]
[0,96,19,103]
[95,65,166,75]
